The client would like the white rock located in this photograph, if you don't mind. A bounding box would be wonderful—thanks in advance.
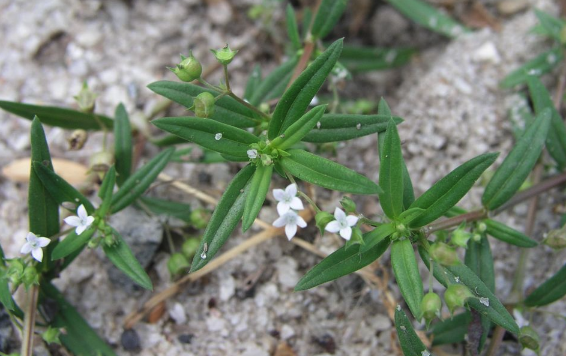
[275,256,300,289]
[207,1,232,26]
[280,324,295,340]
[206,314,226,332]
[219,275,236,301]
[75,30,102,48]
[473,42,500,64]
[169,302,187,324]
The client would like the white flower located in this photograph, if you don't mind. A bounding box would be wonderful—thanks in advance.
[325,207,359,240]
[273,184,304,215]
[20,232,50,262]
[273,210,307,240]
[64,204,94,235]
[247,149,258,159]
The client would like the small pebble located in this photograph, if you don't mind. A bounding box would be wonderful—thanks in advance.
[177,333,194,344]
[121,329,141,351]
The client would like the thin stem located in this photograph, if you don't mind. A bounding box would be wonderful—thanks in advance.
[223,65,231,92]
[426,210,487,235]
[20,284,39,356]
[287,40,315,89]
[227,92,269,121]
[163,222,175,254]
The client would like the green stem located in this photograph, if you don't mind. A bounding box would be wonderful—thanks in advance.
[227,92,270,121]
[20,284,39,356]
[223,65,231,92]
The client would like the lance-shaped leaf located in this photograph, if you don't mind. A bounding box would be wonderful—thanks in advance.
[0,244,22,317]
[268,39,343,139]
[280,149,382,195]
[340,46,415,73]
[97,166,116,217]
[114,104,132,186]
[429,312,471,346]
[398,208,425,226]
[524,262,566,307]
[139,196,191,223]
[295,235,391,291]
[395,306,431,356]
[534,9,565,42]
[360,223,395,253]
[419,247,519,334]
[0,100,113,130]
[391,239,423,320]
[302,114,403,143]
[379,120,405,219]
[286,4,301,50]
[528,75,566,169]
[310,0,348,40]
[386,0,470,38]
[244,65,262,102]
[153,117,258,160]
[33,163,95,213]
[271,105,327,150]
[103,229,152,290]
[147,81,257,128]
[191,165,256,272]
[41,282,118,356]
[242,165,274,232]
[111,147,174,213]
[51,227,96,261]
[408,153,498,228]
[249,57,299,106]
[483,108,551,210]
[501,47,563,88]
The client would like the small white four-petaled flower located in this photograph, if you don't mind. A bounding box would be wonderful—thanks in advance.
[273,184,304,215]
[64,204,94,235]
[21,232,50,262]
[273,210,307,241]
[325,207,359,240]
[247,149,258,159]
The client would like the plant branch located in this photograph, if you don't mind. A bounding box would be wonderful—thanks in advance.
[20,284,39,356]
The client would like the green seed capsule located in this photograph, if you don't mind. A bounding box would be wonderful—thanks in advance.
[444,284,473,314]
[182,237,201,259]
[421,292,442,326]
[74,82,97,113]
[430,242,459,266]
[7,259,25,286]
[519,325,540,351]
[22,265,39,287]
[193,92,215,118]
[210,44,238,65]
[340,196,357,214]
[315,211,334,235]
[167,253,190,277]
[451,229,471,248]
[543,225,566,250]
[190,208,211,229]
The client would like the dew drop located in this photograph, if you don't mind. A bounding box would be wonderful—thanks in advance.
[455,276,460,283]
[400,326,407,331]
[215,133,222,140]
[280,134,285,138]
[428,17,438,28]
[75,198,79,202]
[200,251,207,259]
[356,123,361,130]
[396,305,401,311]
[316,121,321,129]
[422,351,431,356]
[479,297,489,307]
[547,53,557,64]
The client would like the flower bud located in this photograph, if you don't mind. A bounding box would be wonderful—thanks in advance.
[89,151,114,174]
[74,82,97,113]
[340,196,357,214]
[444,284,473,314]
[7,259,25,286]
[315,211,335,235]
[87,237,101,249]
[211,44,238,65]
[421,292,442,326]
[543,225,566,250]
[22,265,39,287]
[182,237,201,259]
[67,129,88,150]
[190,208,211,229]
[345,227,364,248]
[477,222,487,233]
[42,326,62,345]
[519,325,540,351]
[430,242,459,266]
[167,253,190,277]
[260,154,273,166]
[192,92,215,118]
[104,234,117,247]
[451,229,471,248]
[169,52,202,82]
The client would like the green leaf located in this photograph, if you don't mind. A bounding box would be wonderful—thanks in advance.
[280,149,382,195]
[340,46,415,73]
[33,162,95,213]
[51,227,96,261]
[114,104,132,186]
[391,239,423,320]
[398,208,426,226]
[286,4,301,50]
[379,120,405,219]
[152,117,258,160]
[385,0,470,38]
[295,236,391,291]
[302,114,403,143]
[534,9,566,42]
[111,147,174,213]
[268,39,343,140]
[0,277,22,318]
[527,75,566,169]
[429,312,471,346]
[501,47,563,88]
[139,196,191,223]
[360,223,395,253]
[249,57,299,106]
[191,165,256,272]
[482,108,551,210]
[0,100,113,130]
[147,81,257,128]
[524,262,566,307]
[244,65,262,102]
[97,166,116,217]
[151,134,186,147]
[408,153,498,228]
[103,229,152,290]
[242,165,274,231]
[271,105,327,150]
[395,306,431,356]
[310,0,348,40]
[401,163,416,209]
[40,282,117,356]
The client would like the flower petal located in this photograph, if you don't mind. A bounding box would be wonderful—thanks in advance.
[77,204,88,220]
[334,207,346,221]
[339,227,352,240]
[31,247,43,262]
[325,220,341,233]
[277,202,291,216]
[273,189,285,201]
[26,232,38,242]
[296,215,307,228]
[76,224,87,236]
[85,216,95,227]
[64,216,82,227]
[289,197,304,211]
[285,223,297,240]
[20,243,33,254]
[346,215,359,227]
[286,184,297,197]
[273,215,287,228]
[37,237,51,248]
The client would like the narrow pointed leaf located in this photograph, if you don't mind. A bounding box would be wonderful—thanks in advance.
[244,65,262,102]
[111,147,174,213]
[153,117,258,160]
[97,166,116,217]
[401,162,415,209]
[360,223,395,253]
[114,103,132,186]
[395,307,431,356]
[534,9,565,42]
[0,100,113,130]
[242,165,274,231]
[391,239,423,319]
[147,81,257,128]
[295,236,390,291]
[398,208,425,226]
[501,47,563,88]
[340,46,415,73]
[103,229,152,290]
[310,0,348,40]
[302,114,402,143]
[524,262,566,307]
[379,120,405,219]
[0,278,22,317]
[286,4,301,50]
[408,153,498,228]
[483,108,551,210]
[302,8,313,39]
[528,75,566,169]
[268,39,343,139]
[138,196,191,223]
[429,312,471,346]
[280,149,382,195]
[191,165,256,272]
[271,105,326,150]
[249,57,299,106]
[51,227,96,261]
[33,162,95,213]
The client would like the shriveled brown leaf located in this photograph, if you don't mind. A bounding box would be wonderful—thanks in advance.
[274,342,296,356]
[2,157,89,185]
[147,301,166,324]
